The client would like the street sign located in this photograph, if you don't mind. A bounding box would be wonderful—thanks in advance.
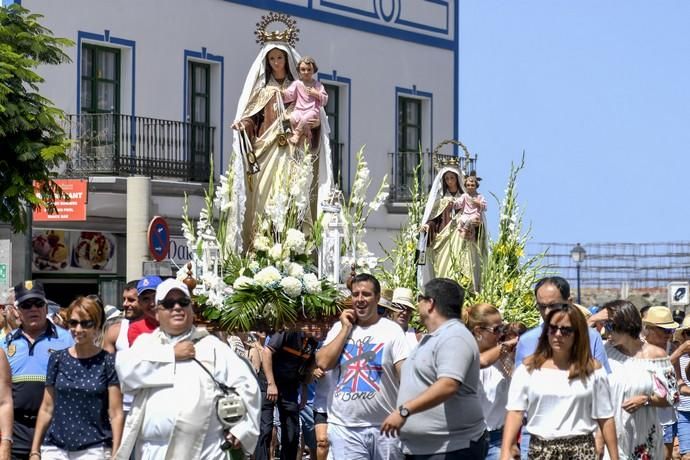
[147,216,170,262]
[0,240,10,294]
[668,282,690,308]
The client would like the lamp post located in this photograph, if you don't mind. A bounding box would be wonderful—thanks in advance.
[570,243,586,304]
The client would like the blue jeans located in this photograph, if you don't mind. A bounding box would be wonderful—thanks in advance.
[300,405,316,451]
[677,410,690,454]
[520,430,530,460]
[485,428,503,460]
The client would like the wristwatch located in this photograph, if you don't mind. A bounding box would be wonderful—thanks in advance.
[398,405,411,418]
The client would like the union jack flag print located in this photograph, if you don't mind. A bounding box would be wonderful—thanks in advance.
[337,340,384,393]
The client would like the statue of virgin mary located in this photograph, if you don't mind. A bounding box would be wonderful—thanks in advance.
[228,13,333,253]
[417,163,488,291]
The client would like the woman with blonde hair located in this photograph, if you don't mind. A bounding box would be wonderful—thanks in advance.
[500,304,619,460]
[31,296,123,459]
[464,303,517,460]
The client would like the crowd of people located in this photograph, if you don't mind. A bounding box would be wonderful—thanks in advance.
[0,273,687,460]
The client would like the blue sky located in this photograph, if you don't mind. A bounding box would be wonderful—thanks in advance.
[457,1,690,244]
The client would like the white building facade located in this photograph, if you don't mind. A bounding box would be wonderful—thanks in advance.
[4,0,458,305]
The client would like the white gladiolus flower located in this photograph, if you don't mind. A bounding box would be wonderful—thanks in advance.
[303,273,321,294]
[280,276,303,297]
[269,243,283,261]
[254,266,282,286]
[248,260,260,273]
[233,276,255,290]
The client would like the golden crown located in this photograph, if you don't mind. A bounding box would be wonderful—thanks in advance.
[255,12,300,47]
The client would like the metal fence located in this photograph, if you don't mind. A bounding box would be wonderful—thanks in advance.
[388,150,478,201]
[62,113,214,181]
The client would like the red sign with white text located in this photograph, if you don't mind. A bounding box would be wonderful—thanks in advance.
[33,179,88,222]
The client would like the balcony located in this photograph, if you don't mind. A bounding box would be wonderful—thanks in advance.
[62,113,214,182]
[387,148,478,212]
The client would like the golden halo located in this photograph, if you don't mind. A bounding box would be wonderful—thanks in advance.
[255,12,300,47]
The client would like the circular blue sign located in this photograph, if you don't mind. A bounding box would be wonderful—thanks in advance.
[147,216,170,261]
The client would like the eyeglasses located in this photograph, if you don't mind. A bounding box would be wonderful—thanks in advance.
[159,297,192,310]
[18,300,46,310]
[604,321,614,333]
[67,319,96,329]
[536,302,569,311]
[417,294,432,303]
[481,325,506,335]
[548,324,575,337]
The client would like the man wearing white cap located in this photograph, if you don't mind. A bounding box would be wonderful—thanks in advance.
[115,279,261,460]
[390,288,420,348]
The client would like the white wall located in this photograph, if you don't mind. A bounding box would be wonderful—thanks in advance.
[25,0,456,252]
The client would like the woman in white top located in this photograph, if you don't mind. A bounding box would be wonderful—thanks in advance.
[500,304,619,460]
[603,300,679,460]
[463,303,517,460]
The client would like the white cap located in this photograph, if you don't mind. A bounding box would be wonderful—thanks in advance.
[155,279,191,304]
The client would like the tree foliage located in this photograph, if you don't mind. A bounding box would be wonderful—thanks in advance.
[0,4,73,232]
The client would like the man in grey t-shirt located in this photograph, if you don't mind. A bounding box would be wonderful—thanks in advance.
[380,278,487,459]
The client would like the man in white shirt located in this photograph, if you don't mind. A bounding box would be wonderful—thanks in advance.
[115,279,261,459]
[316,273,409,460]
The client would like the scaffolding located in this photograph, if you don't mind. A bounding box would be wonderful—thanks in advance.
[527,242,690,289]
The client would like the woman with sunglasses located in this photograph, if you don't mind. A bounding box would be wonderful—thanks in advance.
[463,303,518,460]
[31,296,124,459]
[603,300,679,460]
[500,304,619,460]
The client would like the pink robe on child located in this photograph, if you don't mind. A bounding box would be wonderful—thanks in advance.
[283,80,328,137]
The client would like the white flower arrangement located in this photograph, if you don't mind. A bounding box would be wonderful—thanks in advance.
[254,266,282,287]
[280,276,303,298]
[285,229,307,254]
[182,148,341,330]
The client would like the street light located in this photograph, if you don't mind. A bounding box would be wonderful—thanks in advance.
[570,243,586,304]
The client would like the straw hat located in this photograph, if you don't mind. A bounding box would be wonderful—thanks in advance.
[378,289,402,312]
[673,315,690,342]
[642,306,679,329]
[392,287,415,311]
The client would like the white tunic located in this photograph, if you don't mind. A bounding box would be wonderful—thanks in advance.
[115,327,261,460]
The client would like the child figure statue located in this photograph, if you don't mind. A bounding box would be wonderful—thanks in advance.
[282,56,328,145]
[455,171,486,241]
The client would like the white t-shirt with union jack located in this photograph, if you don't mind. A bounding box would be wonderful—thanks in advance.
[324,317,410,427]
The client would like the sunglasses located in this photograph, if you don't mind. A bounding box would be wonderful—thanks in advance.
[548,324,575,337]
[481,325,506,335]
[536,302,569,311]
[18,300,46,310]
[649,325,675,334]
[159,297,192,310]
[604,321,614,333]
[67,319,96,329]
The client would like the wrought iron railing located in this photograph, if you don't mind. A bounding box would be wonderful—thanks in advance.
[62,113,214,181]
[388,146,478,202]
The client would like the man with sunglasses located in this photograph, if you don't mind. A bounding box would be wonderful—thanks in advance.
[115,278,260,460]
[1,280,73,460]
[513,276,610,459]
